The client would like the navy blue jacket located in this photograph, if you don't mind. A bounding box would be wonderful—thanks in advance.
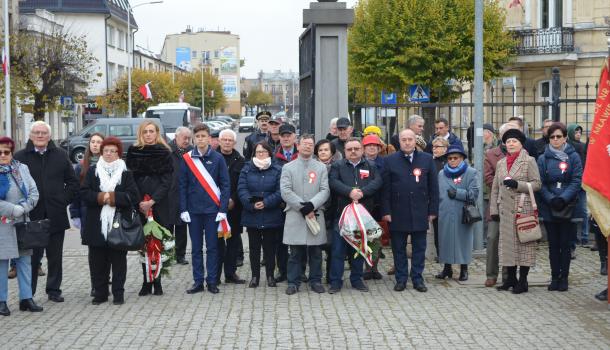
[179,146,230,215]
[237,162,284,229]
[536,143,583,222]
[381,150,439,232]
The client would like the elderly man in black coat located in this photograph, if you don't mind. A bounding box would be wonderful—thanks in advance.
[169,127,193,265]
[14,121,79,302]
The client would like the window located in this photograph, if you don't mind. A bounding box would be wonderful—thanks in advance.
[106,25,115,46]
[108,62,116,84]
[82,124,107,136]
[540,0,562,28]
[214,50,219,58]
[117,65,125,78]
[117,30,125,49]
[214,67,219,75]
[264,84,268,92]
[278,85,283,92]
[192,50,197,58]
[109,125,132,137]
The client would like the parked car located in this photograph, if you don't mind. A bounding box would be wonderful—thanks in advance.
[239,116,255,132]
[203,121,224,135]
[59,118,165,163]
[207,119,232,129]
[210,116,237,128]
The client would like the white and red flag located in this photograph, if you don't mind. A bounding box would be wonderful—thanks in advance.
[139,82,152,100]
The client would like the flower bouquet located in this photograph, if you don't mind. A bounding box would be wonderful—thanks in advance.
[338,202,383,266]
[139,194,175,281]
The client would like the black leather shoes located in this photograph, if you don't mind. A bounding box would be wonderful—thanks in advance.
[285,286,298,295]
[113,296,124,305]
[267,277,277,287]
[458,269,469,282]
[153,281,163,296]
[0,301,10,316]
[248,277,259,288]
[91,297,108,305]
[413,282,428,293]
[393,282,406,292]
[595,289,608,301]
[548,280,560,291]
[19,299,43,312]
[328,286,341,294]
[311,283,325,293]
[274,274,287,283]
[207,284,219,294]
[352,282,369,292]
[176,257,189,265]
[186,283,205,294]
[226,274,246,284]
[48,294,64,302]
[435,264,453,280]
[138,283,152,296]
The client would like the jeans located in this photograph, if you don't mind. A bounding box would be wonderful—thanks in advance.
[330,223,364,288]
[188,213,219,286]
[0,255,32,301]
[546,221,576,280]
[390,230,427,284]
[172,224,188,260]
[89,246,127,299]
[248,228,281,279]
[288,245,322,288]
[32,230,65,296]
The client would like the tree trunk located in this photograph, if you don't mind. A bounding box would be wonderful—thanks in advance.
[33,95,46,121]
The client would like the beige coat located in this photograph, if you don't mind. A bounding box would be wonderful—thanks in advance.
[490,150,541,267]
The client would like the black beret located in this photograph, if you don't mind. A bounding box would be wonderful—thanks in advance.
[501,128,526,145]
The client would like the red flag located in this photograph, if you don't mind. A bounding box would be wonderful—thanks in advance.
[508,0,522,8]
[139,82,152,100]
[2,47,8,76]
[583,57,610,238]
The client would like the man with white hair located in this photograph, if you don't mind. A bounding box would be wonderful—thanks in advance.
[217,128,246,284]
[14,121,79,302]
[169,126,193,265]
[326,118,339,141]
[482,122,519,287]
[391,115,425,151]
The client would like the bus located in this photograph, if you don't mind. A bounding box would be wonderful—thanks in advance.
[145,103,203,139]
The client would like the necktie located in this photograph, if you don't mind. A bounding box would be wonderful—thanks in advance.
[285,151,292,160]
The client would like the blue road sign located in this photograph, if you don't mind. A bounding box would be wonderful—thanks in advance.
[409,85,430,102]
[381,91,397,104]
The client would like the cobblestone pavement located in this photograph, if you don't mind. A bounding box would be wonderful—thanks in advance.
[2,228,610,349]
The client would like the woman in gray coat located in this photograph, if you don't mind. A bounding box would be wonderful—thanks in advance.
[435,145,479,281]
[0,137,42,316]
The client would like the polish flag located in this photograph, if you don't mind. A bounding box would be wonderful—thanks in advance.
[139,82,152,100]
[2,47,8,76]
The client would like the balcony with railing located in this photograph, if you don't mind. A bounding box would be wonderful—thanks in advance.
[513,27,575,55]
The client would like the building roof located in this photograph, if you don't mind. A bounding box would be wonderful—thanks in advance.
[20,0,137,28]
[259,70,298,81]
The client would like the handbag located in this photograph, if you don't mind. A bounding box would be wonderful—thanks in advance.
[550,198,577,220]
[15,216,51,249]
[462,198,482,225]
[107,199,144,251]
[9,173,51,249]
[515,182,542,243]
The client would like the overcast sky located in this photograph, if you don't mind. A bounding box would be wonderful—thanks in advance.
[133,0,358,78]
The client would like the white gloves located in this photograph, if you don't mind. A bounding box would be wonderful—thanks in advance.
[72,218,81,229]
[12,205,24,218]
[180,212,191,223]
[215,213,227,222]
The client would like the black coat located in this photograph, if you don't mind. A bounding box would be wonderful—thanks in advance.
[14,140,79,232]
[220,149,245,229]
[329,158,383,219]
[168,141,192,226]
[125,144,173,227]
[80,166,140,247]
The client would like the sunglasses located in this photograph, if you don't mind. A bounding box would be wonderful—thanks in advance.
[345,147,361,152]
[549,134,564,140]
[0,150,11,156]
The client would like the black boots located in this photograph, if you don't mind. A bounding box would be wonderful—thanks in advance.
[601,259,608,276]
[497,266,517,291]
[138,264,153,296]
[19,298,43,312]
[458,264,469,281]
[435,264,453,279]
[512,266,529,294]
[0,301,10,316]
[153,277,163,296]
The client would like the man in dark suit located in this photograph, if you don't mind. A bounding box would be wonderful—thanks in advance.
[382,129,439,292]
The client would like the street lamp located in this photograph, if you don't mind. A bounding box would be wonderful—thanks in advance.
[127,1,163,118]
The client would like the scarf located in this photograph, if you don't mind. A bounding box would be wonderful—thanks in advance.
[549,143,569,162]
[443,160,468,179]
[90,155,100,166]
[252,157,271,170]
[96,158,127,239]
[0,160,26,200]
[506,150,520,171]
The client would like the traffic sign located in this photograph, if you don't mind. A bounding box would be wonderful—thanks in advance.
[381,91,397,104]
[60,96,74,110]
[409,85,430,102]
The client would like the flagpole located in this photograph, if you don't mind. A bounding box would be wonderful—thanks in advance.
[4,0,11,137]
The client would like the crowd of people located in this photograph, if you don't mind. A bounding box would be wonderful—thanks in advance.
[0,112,606,316]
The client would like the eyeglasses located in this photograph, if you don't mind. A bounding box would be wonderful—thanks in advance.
[432,145,446,149]
[345,147,361,152]
[31,131,48,136]
[0,150,11,156]
[103,149,118,154]
[255,150,269,155]
[549,134,564,140]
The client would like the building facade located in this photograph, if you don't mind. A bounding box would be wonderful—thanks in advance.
[241,70,299,117]
[0,0,22,138]
[160,27,241,115]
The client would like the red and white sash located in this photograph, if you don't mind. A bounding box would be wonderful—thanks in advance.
[183,150,231,239]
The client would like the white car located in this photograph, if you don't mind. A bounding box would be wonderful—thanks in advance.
[239,117,255,132]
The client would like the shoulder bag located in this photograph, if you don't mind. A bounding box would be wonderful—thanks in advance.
[515,182,542,243]
[10,174,51,249]
[462,196,482,225]
[107,196,144,251]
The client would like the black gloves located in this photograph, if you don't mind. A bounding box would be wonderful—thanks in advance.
[503,179,518,189]
[447,188,457,199]
[551,197,566,211]
[299,202,315,216]
[491,215,500,222]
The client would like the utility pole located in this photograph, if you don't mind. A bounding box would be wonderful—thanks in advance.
[473,0,484,250]
[201,54,206,118]
[4,0,11,137]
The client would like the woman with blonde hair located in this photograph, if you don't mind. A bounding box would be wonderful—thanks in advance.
[126,120,173,296]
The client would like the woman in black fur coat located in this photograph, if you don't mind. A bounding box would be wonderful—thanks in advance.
[126,121,173,296]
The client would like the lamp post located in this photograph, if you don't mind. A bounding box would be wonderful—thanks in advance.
[127,1,162,118]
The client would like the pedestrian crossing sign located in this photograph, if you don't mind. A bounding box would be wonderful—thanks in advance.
[409,85,430,102]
